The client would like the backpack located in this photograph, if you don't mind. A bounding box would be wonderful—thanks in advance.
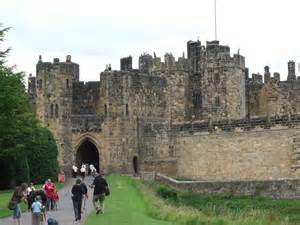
[47,218,59,225]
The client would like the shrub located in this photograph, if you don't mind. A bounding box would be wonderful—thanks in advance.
[156,184,178,202]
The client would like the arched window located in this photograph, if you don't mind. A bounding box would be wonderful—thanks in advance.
[55,104,59,118]
[50,104,54,117]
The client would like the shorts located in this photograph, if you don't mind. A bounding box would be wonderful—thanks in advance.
[13,203,21,219]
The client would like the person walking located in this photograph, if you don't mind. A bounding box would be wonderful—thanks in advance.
[80,164,86,180]
[90,172,108,214]
[31,195,42,225]
[80,180,88,210]
[26,183,36,211]
[71,178,85,222]
[10,183,28,225]
[72,165,78,178]
[43,179,56,211]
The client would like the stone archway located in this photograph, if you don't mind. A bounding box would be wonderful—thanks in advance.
[76,138,100,172]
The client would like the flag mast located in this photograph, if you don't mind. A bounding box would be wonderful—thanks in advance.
[214,0,217,40]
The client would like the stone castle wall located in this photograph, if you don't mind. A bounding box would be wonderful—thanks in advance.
[142,117,300,180]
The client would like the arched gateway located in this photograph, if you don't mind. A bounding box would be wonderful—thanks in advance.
[76,138,100,172]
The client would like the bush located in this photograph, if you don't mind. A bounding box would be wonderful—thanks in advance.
[27,127,59,184]
[156,184,178,202]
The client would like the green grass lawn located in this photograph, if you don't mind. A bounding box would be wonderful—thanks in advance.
[84,175,176,225]
[0,182,64,218]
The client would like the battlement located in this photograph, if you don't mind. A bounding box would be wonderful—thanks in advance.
[143,114,300,136]
[36,55,79,81]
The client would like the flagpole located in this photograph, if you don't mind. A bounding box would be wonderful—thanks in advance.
[214,0,217,40]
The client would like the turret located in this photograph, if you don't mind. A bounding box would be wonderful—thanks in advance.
[287,60,296,81]
[120,56,132,71]
[139,53,153,74]
[264,65,271,83]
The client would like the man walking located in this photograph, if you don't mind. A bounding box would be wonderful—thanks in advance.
[90,172,108,214]
[71,179,85,222]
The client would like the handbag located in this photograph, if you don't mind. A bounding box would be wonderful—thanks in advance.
[7,200,17,210]
[105,186,110,196]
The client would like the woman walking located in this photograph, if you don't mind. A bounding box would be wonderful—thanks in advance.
[10,183,28,225]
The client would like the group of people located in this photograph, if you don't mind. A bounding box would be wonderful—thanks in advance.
[72,163,97,179]
[9,168,109,225]
[9,178,61,225]
[71,172,109,222]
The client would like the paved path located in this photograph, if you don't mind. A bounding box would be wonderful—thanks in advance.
[0,177,95,225]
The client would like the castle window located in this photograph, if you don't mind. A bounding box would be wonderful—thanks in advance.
[193,92,202,108]
[55,104,59,118]
[214,73,220,84]
[104,104,108,117]
[38,79,42,89]
[50,104,54,117]
[125,104,129,116]
[66,79,69,88]
[215,96,220,107]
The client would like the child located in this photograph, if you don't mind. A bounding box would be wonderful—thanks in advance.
[31,195,42,225]
[52,190,59,210]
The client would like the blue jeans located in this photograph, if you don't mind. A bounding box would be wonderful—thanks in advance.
[13,203,21,219]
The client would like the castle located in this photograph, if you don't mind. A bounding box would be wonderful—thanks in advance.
[28,40,300,181]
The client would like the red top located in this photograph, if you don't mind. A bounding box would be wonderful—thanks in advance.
[44,182,56,200]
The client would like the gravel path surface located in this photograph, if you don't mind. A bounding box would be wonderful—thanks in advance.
[0,177,95,225]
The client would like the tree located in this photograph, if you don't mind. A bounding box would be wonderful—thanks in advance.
[0,24,59,188]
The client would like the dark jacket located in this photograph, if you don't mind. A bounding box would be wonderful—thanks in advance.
[80,182,88,195]
[71,184,84,202]
[12,186,24,203]
[92,175,108,195]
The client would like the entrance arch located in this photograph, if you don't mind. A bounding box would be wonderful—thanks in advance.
[76,138,99,172]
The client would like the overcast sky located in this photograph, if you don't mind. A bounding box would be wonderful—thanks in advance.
[1,0,300,81]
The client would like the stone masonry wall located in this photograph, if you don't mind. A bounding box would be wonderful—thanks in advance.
[156,174,300,199]
[142,119,300,180]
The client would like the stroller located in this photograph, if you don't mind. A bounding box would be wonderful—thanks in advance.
[47,218,59,225]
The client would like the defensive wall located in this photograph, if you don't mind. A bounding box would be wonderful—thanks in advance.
[141,115,300,181]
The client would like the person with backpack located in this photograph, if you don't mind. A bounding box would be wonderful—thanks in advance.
[90,172,109,214]
[9,183,28,225]
[71,178,85,222]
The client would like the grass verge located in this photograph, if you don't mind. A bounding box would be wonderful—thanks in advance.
[143,182,299,225]
[84,174,176,225]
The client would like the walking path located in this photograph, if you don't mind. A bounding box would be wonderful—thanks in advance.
[0,176,95,225]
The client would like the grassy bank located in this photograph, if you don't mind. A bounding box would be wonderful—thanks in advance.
[0,182,64,218]
[151,183,300,225]
[84,175,175,225]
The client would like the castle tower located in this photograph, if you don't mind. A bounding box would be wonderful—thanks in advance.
[187,40,202,73]
[199,41,246,120]
[120,56,132,71]
[287,60,296,81]
[264,65,271,83]
[35,55,79,171]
